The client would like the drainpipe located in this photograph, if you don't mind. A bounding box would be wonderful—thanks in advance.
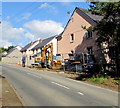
[82,53,85,64]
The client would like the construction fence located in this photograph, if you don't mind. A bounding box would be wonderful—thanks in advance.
[55,50,117,76]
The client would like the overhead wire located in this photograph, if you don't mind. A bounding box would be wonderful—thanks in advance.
[2,0,38,20]
[2,0,41,31]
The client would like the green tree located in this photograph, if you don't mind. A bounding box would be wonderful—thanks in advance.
[7,46,14,51]
[0,46,14,53]
[88,2,120,76]
[0,47,7,53]
[0,46,14,61]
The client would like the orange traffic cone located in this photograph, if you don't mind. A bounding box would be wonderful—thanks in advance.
[18,61,20,66]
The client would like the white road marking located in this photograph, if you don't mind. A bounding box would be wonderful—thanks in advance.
[27,73,41,79]
[51,82,70,90]
[78,92,84,95]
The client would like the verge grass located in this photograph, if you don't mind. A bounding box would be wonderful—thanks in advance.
[88,77,107,84]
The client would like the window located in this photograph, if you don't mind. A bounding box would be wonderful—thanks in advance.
[29,56,32,60]
[86,30,92,38]
[87,47,93,55]
[36,49,38,53]
[56,54,61,56]
[70,34,74,43]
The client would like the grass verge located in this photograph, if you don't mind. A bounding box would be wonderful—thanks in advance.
[88,77,107,84]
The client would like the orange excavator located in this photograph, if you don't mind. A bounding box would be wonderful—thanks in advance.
[34,43,62,69]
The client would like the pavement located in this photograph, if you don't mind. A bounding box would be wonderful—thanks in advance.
[1,63,119,107]
[0,76,2,107]
[1,75,24,106]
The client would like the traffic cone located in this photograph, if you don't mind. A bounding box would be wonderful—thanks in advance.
[18,61,20,66]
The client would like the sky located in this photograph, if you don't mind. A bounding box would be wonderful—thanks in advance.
[1,1,91,48]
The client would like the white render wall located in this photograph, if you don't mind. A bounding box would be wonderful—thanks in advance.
[22,38,57,66]
[2,49,22,64]
[21,40,40,66]
[25,41,40,56]
[47,37,57,56]
[32,37,57,57]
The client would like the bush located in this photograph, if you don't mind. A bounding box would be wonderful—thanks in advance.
[88,77,107,84]
[112,80,119,85]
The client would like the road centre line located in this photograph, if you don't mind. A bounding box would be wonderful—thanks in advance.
[78,92,84,95]
[27,73,42,79]
[51,82,70,90]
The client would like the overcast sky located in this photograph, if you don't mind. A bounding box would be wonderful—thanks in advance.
[1,2,90,48]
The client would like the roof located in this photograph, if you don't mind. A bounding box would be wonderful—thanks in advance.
[32,36,55,50]
[20,41,37,52]
[76,7,103,25]
[15,45,22,50]
[86,12,103,22]
[0,51,7,55]
[78,8,103,22]
[57,7,103,39]
[6,47,18,56]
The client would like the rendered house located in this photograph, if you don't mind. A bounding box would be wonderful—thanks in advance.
[2,46,22,64]
[0,51,7,56]
[57,7,104,63]
[20,40,40,66]
[32,36,57,58]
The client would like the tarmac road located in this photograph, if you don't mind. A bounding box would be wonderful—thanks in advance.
[1,63,119,106]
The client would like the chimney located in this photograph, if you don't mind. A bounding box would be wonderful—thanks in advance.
[39,39,42,43]
[30,41,34,45]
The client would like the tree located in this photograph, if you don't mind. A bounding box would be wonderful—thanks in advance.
[88,2,120,76]
[0,47,7,53]
[0,46,14,53]
[7,46,14,51]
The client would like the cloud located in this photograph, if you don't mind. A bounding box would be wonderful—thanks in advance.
[22,13,32,20]
[16,13,32,22]
[24,20,64,39]
[2,21,25,42]
[24,32,35,40]
[1,20,64,48]
[61,2,72,5]
[39,3,58,14]
[39,3,54,9]
[1,21,26,47]
[0,40,12,48]
[1,21,36,47]
[39,3,49,8]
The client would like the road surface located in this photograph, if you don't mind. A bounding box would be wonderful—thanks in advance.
[1,63,119,106]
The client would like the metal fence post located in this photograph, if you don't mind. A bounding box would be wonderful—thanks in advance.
[62,54,65,71]
[76,64,77,73]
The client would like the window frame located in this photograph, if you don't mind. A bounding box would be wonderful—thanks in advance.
[70,33,74,43]
[87,47,93,55]
[86,30,92,39]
